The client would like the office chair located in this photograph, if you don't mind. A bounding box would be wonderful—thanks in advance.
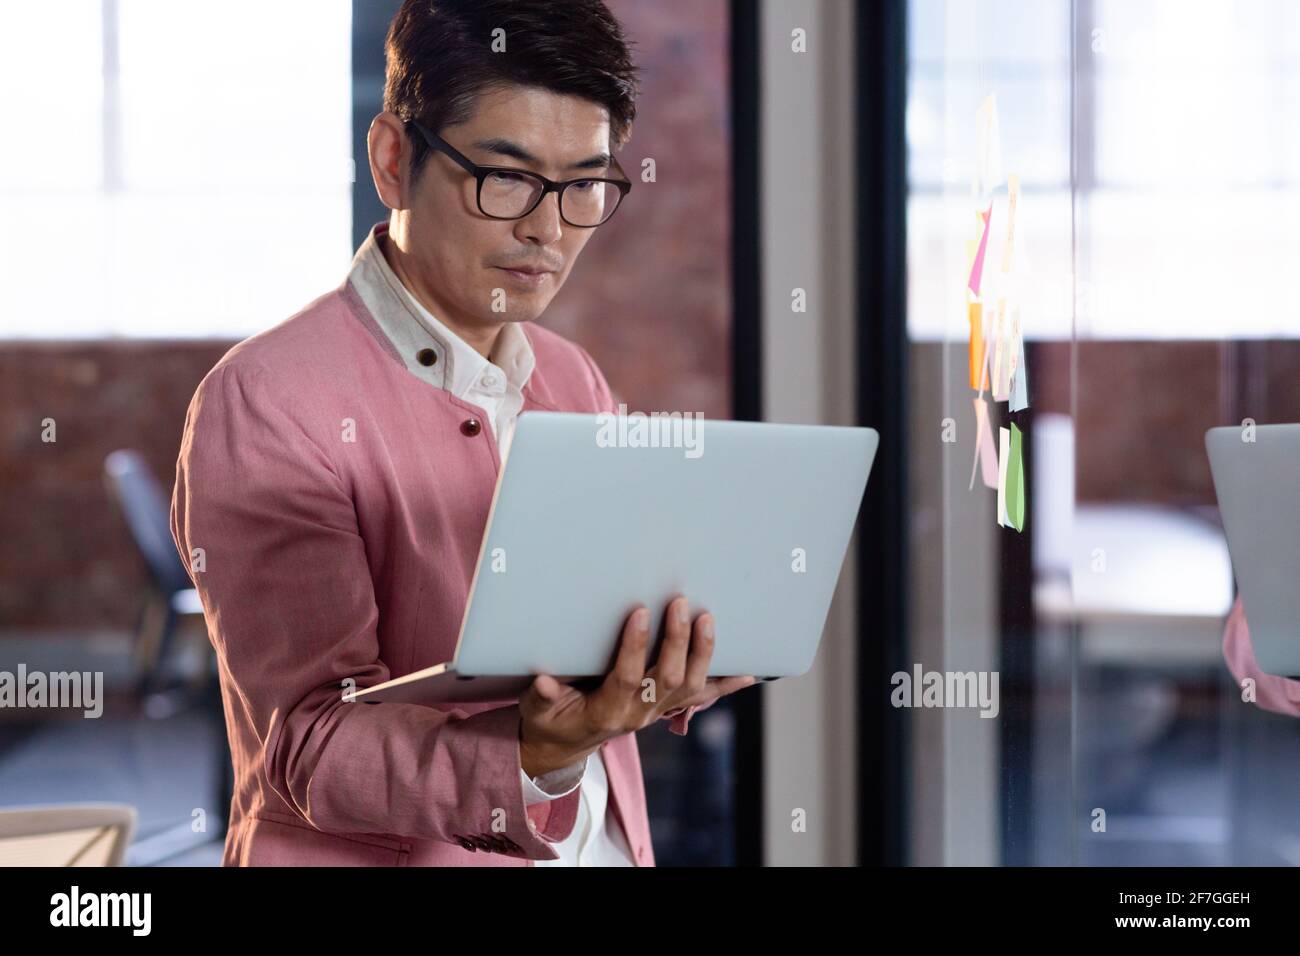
[103,449,206,709]
[102,450,233,857]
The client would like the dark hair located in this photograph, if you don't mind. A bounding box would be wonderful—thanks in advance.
[384,0,640,181]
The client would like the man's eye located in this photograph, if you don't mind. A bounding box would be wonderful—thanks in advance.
[488,171,526,184]
[571,180,596,191]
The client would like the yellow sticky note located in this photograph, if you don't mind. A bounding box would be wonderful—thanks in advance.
[991,299,1010,401]
[1002,174,1019,273]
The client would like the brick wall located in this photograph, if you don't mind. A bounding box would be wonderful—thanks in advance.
[0,342,232,630]
[1033,340,1300,505]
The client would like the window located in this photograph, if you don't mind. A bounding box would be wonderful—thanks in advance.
[1083,0,1300,339]
[0,0,353,339]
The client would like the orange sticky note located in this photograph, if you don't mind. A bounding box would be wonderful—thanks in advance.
[968,300,986,390]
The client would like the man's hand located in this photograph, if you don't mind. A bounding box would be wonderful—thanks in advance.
[518,596,757,778]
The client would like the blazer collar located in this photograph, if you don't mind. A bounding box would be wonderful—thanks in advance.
[346,221,537,403]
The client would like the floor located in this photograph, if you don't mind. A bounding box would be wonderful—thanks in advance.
[0,630,739,867]
[0,630,226,866]
[10,635,1295,867]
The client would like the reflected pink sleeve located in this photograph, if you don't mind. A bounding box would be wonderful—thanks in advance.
[1222,595,1300,717]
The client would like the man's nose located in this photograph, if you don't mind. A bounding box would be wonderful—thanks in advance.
[515,189,564,244]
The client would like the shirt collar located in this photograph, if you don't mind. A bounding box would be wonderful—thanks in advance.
[346,221,536,398]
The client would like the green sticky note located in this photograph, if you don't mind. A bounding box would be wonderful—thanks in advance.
[1006,422,1026,532]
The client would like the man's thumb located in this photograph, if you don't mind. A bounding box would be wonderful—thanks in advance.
[530,673,564,702]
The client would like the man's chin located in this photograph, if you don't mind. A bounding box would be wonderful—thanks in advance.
[479,292,551,324]
[476,307,544,325]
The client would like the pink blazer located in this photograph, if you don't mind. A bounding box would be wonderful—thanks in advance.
[1222,594,1300,717]
[170,280,655,866]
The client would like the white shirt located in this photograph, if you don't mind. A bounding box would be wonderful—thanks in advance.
[347,222,636,867]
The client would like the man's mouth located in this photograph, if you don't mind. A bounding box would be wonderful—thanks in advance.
[494,265,555,286]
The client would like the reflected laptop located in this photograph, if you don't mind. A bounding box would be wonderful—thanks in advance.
[1206,423,1300,678]
[352,412,878,704]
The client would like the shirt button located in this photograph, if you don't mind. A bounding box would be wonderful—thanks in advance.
[416,348,438,366]
[460,418,482,437]
[482,372,500,388]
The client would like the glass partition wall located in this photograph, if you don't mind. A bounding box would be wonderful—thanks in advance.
[905,0,1300,865]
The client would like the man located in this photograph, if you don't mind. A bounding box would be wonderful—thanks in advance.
[171,0,754,867]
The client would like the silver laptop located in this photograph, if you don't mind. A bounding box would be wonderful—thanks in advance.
[1206,423,1300,678]
[353,411,878,704]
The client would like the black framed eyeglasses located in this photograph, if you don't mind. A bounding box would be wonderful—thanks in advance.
[410,121,632,228]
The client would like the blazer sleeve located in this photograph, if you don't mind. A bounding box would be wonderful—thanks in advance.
[1222,594,1300,717]
[170,359,578,858]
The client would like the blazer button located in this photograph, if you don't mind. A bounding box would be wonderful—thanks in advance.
[460,418,482,437]
[416,348,438,366]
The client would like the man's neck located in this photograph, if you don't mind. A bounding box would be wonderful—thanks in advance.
[378,230,502,360]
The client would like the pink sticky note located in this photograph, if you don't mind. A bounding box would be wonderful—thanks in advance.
[967,202,994,296]
[969,397,1000,491]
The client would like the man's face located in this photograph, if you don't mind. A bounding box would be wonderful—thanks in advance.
[398,85,614,330]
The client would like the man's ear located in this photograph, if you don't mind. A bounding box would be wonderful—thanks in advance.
[368,111,408,211]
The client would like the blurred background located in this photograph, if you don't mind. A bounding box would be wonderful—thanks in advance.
[1,0,1298,866]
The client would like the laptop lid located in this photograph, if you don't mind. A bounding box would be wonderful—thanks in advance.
[1206,423,1300,678]
[451,412,878,678]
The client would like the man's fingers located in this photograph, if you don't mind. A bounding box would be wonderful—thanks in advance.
[658,675,757,731]
[602,606,651,697]
[672,675,756,713]
[649,596,692,698]
[518,673,565,721]
[682,612,715,690]
[531,673,565,702]
[708,674,758,698]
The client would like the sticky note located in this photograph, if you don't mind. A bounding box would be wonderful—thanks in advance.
[968,300,986,390]
[997,426,1010,526]
[991,299,1010,401]
[976,335,991,400]
[1009,331,1029,411]
[969,397,1000,491]
[1006,422,1026,532]
[967,202,994,297]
